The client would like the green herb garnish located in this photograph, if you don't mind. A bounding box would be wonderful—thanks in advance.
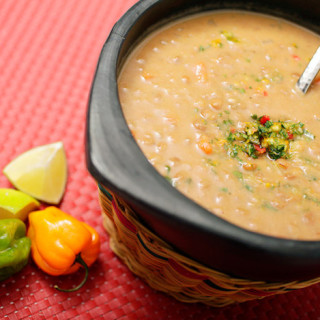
[221,30,239,43]
[226,115,310,160]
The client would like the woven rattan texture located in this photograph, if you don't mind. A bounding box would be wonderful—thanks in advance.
[1,0,320,319]
[99,188,320,308]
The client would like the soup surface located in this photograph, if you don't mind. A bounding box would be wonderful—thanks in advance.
[118,11,320,239]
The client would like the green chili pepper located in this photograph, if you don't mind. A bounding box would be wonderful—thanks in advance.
[0,219,31,281]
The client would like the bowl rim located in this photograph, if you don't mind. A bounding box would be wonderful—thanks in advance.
[86,0,320,281]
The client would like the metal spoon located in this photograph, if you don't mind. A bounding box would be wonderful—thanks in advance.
[297,46,320,94]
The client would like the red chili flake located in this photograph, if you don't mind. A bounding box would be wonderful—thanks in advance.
[254,144,267,154]
[287,131,294,140]
[292,54,301,61]
[263,91,268,97]
[230,127,236,133]
[259,115,270,125]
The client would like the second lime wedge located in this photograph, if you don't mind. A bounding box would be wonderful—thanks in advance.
[0,188,40,221]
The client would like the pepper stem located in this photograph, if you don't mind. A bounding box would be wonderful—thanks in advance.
[54,254,89,292]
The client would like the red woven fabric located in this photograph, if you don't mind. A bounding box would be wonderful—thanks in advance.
[0,0,320,318]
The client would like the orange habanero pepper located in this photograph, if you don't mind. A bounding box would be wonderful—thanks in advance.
[27,206,100,292]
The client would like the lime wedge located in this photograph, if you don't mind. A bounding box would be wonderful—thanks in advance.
[3,142,67,204]
[0,188,40,220]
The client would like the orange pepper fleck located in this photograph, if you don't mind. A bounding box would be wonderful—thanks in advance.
[292,54,301,61]
[198,136,213,154]
[314,77,320,85]
[142,72,153,80]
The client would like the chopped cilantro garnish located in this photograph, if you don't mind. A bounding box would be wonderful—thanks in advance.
[229,145,239,158]
[233,171,243,179]
[205,158,218,167]
[246,143,257,159]
[221,30,239,43]
[303,193,320,206]
[232,171,253,191]
[262,201,278,211]
[164,165,172,183]
[264,120,273,128]
[199,44,212,52]
[227,132,235,143]
[268,143,287,160]
[223,119,234,126]
[225,115,311,160]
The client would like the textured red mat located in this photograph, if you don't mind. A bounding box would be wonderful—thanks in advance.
[1,0,320,319]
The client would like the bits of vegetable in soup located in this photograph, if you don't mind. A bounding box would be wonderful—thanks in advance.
[118,11,320,240]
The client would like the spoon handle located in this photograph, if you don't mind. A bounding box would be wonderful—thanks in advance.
[297,46,320,94]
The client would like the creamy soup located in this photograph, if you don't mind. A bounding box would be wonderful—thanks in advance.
[118,11,320,240]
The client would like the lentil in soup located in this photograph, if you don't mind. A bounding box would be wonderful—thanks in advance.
[118,11,320,240]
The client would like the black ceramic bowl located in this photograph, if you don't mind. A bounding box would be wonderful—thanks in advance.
[86,0,320,282]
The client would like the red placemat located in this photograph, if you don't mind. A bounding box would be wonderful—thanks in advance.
[1,0,320,319]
